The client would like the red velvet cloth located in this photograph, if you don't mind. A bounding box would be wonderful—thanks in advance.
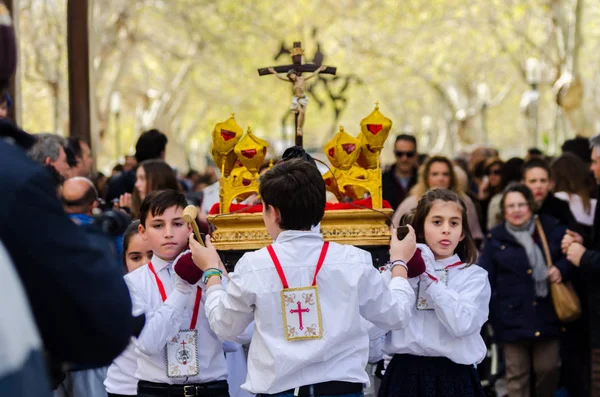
[406,249,426,278]
[209,197,392,215]
[173,251,203,284]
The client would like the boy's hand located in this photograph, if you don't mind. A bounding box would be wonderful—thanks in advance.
[189,234,220,272]
[390,225,416,263]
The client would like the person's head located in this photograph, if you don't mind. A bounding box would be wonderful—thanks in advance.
[522,158,552,205]
[469,145,495,172]
[412,189,477,264]
[410,155,459,198]
[138,189,190,261]
[590,134,600,184]
[500,183,536,228]
[67,137,93,178]
[485,157,505,191]
[62,177,98,215]
[259,158,326,239]
[501,157,524,187]
[124,155,138,172]
[134,129,168,163]
[112,163,124,177]
[134,159,180,201]
[393,134,418,174]
[526,147,544,162]
[122,220,153,273]
[551,153,595,207]
[27,133,71,179]
[287,69,299,82]
[0,92,9,119]
[562,136,592,164]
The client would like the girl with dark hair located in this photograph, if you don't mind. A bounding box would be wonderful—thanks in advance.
[487,157,524,230]
[479,183,571,397]
[380,189,490,397]
[105,221,152,396]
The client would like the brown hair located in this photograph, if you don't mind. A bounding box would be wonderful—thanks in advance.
[259,158,326,230]
[139,189,187,227]
[409,155,461,198]
[132,159,180,218]
[499,182,536,221]
[411,189,478,265]
[551,153,595,214]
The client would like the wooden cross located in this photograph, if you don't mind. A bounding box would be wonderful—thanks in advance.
[258,41,336,147]
[290,301,310,330]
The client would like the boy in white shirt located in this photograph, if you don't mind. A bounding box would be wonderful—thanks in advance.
[182,158,419,396]
[125,189,237,397]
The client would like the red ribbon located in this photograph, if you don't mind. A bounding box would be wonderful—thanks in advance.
[148,262,203,329]
[267,242,330,289]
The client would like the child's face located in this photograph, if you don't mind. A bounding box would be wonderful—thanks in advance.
[423,200,464,260]
[139,206,191,261]
[0,102,7,119]
[125,233,153,273]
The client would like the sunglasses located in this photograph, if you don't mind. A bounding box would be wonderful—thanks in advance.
[394,150,416,158]
[488,169,502,176]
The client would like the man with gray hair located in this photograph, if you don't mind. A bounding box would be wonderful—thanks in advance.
[28,133,71,179]
[561,133,600,396]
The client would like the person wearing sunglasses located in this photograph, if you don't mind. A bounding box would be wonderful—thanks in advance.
[477,157,505,233]
[382,134,419,210]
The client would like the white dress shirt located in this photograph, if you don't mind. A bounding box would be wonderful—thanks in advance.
[205,230,415,394]
[383,247,491,365]
[125,255,229,385]
[104,340,138,395]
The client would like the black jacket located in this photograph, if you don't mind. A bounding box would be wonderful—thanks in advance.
[105,169,136,201]
[0,139,134,366]
[479,215,570,343]
[539,193,587,241]
[382,165,418,210]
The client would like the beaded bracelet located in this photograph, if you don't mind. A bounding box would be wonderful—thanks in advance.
[387,259,408,272]
[202,268,223,284]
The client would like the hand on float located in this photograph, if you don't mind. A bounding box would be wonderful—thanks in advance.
[390,225,416,264]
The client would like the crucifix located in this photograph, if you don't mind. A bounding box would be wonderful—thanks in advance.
[258,41,336,147]
[290,301,310,330]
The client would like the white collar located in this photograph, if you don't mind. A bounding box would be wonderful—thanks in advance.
[150,254,173,272]
[434,253,463,268]
[274,229,324,244]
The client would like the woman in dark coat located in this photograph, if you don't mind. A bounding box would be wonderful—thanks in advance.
[479,183,571,397]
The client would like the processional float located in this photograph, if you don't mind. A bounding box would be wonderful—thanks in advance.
[206,42,395,268]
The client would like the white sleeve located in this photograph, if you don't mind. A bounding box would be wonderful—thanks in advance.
[425,267,491,338]
[125,275,192,356]
[204,259,255,341]
[357,251,414,331]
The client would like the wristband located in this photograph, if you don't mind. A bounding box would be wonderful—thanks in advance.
[202,268,223,284]
[387,259,408,272]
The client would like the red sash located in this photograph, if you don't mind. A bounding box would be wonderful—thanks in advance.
[266,242,330,288]
[148,262,203,329]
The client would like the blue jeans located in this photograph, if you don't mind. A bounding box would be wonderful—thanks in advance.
[258,393,363,397]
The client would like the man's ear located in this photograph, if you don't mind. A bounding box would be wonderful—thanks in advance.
[138,223,147,241]
[44,157,52,165]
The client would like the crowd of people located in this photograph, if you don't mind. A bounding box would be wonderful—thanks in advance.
[3,16,600,396]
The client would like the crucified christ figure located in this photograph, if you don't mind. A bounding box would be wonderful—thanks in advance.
[268,65,327,137]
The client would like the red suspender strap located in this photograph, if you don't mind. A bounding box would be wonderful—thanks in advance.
[149,262,203,329]
[148,262,167,302]
[267,242,329,288]
[267,245,289,289]
[312,242,329,286]
[189,287,202,329]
